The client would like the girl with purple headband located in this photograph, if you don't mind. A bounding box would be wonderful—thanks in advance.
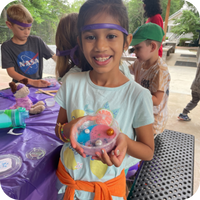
[55,0,154,199]
[55,13,133,83]
[55,13,82,81]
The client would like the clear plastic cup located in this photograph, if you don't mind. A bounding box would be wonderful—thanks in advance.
[45,98,55,107]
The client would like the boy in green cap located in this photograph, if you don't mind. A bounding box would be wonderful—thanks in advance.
[129,22,171,135]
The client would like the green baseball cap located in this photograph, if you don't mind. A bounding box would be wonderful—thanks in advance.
[130,22,165,46]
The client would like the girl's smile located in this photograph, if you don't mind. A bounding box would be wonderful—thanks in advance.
[94,55,112,65]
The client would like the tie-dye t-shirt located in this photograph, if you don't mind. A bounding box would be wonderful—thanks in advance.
[55,71,154,200]
[129,57,171,134]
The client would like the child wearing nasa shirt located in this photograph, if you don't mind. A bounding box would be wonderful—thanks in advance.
[1,4,57,88]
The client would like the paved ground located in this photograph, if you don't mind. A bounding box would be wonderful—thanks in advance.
[163,47,200,195]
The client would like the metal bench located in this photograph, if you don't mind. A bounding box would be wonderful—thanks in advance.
[128,129,194,200]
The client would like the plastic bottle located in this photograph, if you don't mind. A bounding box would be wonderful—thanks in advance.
[0,107,29,129]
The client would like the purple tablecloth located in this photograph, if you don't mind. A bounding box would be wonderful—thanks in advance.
[0,84,63,200]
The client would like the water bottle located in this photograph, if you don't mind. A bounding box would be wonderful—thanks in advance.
[0,107,29,129]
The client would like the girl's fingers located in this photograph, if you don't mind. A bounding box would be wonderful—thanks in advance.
[110,149,124,167]
[70,134,77,148]
[91,155,100,160]
[97,149,113,166]
[70,115,98,158]
[94,148,123,166]
[70,135,86,157]
[75,145,86,158]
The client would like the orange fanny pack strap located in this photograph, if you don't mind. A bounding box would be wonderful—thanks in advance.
[56,159,126,200]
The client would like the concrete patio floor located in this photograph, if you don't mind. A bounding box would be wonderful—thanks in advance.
[164,47,200,196]
[0,46,199,196]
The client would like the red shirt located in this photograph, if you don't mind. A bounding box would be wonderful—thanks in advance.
[146,14,164,57]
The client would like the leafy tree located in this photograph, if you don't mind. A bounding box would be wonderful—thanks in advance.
[69,0,85,13]
[0,0,187,44]
[126,0,184,34]
[10,0,70,24]
[0,0,71,44]
[160,0,185,22]
[170,9,200,40]
[125,0,144,33]
[185,0,199,11]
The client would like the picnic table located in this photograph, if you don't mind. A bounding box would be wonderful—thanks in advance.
[0,83,63,200]
[128,129,194,200]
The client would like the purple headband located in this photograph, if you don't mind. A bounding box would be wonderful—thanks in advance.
[56,45,79,66]
[13,83,24,94]
[81,23,128,35]
[7,15,32,28]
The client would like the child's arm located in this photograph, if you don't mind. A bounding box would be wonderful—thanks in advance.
[6,67,51,88]
[51,54,57,62]
[94,123,154,167]
[152,90,164,106]
[55,107,68,138]
[126,124,154,160]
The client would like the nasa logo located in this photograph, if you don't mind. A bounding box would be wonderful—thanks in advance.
[17,51,39,75]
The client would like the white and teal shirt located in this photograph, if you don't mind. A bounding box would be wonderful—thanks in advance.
[55,71,154,200]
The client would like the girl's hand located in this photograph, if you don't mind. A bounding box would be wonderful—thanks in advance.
[92,133,128,167]
[70,115,97,158]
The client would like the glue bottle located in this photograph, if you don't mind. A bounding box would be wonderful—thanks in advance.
[0,107,29,129]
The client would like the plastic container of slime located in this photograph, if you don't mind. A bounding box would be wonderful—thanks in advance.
[73,114,120,156]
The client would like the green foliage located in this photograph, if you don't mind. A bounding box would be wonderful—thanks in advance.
[69,0,85,13]
[125,0,145,33]
[0,0,71,44]
[126,0,184,34]
[186,0,199,11]
[160,0,185,21]
[171,10,200,40]
[8,0,70,24]
[0,0,189,45]
[179,38,193,46]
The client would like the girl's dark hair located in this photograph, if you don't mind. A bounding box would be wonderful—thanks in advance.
[77,0,129,71]
[143,0,162,18]
[55,13,81,78]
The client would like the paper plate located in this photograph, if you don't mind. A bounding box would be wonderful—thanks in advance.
[26,147,46,160]
[0,154,22,180]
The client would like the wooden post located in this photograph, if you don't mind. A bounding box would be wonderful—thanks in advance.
[163,0,171,41]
